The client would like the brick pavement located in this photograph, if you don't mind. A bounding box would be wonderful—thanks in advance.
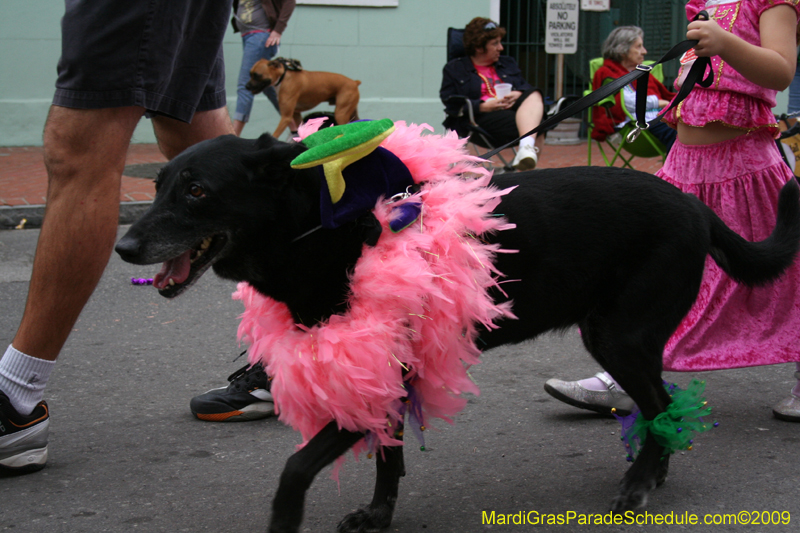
[0,140,662,210]
[0,144,167,207]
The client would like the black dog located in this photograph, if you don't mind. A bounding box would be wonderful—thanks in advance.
[115,133,800,533]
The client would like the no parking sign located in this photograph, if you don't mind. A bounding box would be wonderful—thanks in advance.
[545,1,579,55]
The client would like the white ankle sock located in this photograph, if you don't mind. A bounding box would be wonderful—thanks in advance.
[578,372,625,393]
[519,137,535,150]
[0,344,55,415]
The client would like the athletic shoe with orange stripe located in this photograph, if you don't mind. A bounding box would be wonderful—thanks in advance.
[190,362,274,421]
[0,391,49,473]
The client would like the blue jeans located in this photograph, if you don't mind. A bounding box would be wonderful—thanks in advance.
[789,66,800,115]
[235,31,279,123]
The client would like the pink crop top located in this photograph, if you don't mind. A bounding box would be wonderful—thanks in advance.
[663,0,800,136]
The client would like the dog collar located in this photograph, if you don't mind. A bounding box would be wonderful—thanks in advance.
[274,70,287,88]
[290,225,322,243]
[273,57,302,89]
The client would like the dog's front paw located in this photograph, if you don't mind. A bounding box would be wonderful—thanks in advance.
[337,506,393,533]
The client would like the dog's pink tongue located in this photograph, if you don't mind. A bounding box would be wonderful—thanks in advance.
[153,250,192,290]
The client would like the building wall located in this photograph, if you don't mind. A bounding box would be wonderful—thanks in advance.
[0,0,491,146]
[0,0,789,146]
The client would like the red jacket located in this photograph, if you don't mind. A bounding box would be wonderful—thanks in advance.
[591,59,675,141]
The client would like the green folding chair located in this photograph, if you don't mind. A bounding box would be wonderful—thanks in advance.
[586,57,667,168]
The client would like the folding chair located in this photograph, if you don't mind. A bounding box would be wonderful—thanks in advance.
[442,27,517,171]
[586,58,667,168]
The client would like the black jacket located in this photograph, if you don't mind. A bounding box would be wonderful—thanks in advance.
[440,55,533,123]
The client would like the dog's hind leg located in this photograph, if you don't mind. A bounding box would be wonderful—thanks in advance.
[334,89,359,126]
[579,242,708,511]
[607,361,671,512]
[337,435,406,533]
[580,318,674,513]
[269,421,364,533]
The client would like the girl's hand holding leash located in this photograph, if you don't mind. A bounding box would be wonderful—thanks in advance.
[686,17,729,58]
[688,6,797,90]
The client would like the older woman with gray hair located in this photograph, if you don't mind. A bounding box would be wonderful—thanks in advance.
[589,26,677,151]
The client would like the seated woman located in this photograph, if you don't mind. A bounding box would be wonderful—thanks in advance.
[441,17,545,171]
[592,26,677,152]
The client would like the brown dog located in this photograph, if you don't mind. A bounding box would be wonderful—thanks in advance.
[246,57,360,139]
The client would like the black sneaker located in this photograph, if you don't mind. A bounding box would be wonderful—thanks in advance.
[190,362,274,421]
[0,391,49,473]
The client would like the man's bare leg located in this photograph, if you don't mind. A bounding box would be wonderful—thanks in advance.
[12,105,232,363]
[12,106,145,361]
[153,107,234,159]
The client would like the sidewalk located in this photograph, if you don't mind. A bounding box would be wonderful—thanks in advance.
[0,144,168,229]
[0,140,663,229]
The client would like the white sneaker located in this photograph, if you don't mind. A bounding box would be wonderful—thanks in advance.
[0,392,49,473]
[512,144,539,171]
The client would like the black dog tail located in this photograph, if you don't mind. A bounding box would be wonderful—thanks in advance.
[708,177,800,286]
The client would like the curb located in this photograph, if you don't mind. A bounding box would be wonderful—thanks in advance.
[0,201,152,230]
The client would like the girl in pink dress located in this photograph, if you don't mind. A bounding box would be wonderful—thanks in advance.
[545,0,800,421]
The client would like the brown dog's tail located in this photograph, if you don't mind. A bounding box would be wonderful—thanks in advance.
[707,177,800,286]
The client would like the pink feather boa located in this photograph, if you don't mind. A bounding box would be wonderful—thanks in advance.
[234,121,517,465]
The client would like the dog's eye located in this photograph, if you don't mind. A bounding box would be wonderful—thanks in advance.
[189,184,205,198]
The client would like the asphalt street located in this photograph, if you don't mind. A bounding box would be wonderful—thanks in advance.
[1,226,799,533]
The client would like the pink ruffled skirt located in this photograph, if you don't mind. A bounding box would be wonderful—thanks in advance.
[659,130,800,371]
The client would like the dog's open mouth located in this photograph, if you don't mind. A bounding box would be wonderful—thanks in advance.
[153,234,228,298]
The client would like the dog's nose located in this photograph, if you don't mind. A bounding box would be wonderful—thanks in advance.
[115,234,142,263]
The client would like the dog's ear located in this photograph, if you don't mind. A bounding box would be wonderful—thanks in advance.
[242,142,308,183]
[254,133,279,150]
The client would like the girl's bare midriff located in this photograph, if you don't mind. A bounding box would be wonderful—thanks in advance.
[677,121,749,145]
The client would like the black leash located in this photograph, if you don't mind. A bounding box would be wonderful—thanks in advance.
[480,11,712,161]
[628,12,713,143]
[780,121,800,140]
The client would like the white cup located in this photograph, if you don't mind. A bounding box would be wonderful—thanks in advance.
[494,83,512,99]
